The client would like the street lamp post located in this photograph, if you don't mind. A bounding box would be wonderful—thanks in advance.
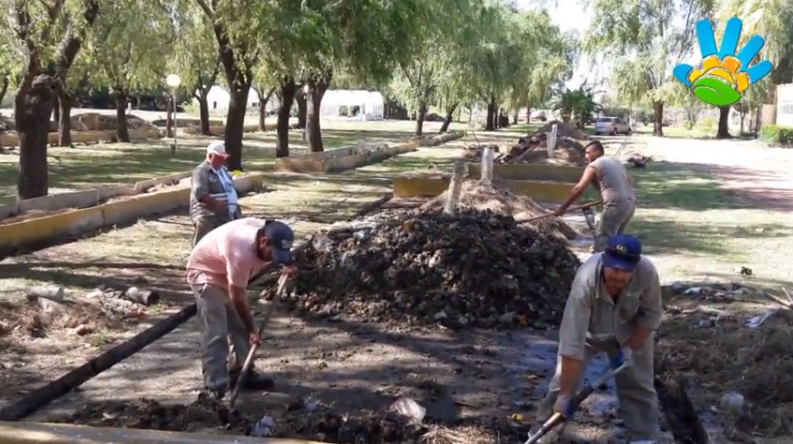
[165,74,181,155]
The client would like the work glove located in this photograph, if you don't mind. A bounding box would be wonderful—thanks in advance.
[553,394,576,418]
[609,347,633,369]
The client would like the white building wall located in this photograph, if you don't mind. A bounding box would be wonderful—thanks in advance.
[776,84,793,127]
[195,86,260,112]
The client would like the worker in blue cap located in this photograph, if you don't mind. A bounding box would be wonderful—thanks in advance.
[534,234,663,443]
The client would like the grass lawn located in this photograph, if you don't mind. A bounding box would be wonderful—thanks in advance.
[623,149,793,289]
[0,120,461,206]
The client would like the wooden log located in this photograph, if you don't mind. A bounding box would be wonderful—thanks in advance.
[124,287,160,306]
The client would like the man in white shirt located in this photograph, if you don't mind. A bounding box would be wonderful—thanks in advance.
[189,141,242,246]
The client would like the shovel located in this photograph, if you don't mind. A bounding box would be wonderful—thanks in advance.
[516,200,603,224]
[524,362,630,444]
[227,273,290,410]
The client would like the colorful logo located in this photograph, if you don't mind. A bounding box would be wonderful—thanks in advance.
[673,17,773,107]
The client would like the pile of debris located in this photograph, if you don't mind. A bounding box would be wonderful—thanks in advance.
[622,152,653,169]
[461,143,500,161]
[656,281,793,440]
[466,120,590,167]
[420,180,579,241]
[57,394,527,443]
[289,207,580,330]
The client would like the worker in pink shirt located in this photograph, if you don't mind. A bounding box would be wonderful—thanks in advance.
[186,218,298,399]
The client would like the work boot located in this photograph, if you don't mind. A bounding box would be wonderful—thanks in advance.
[229,368,274,391]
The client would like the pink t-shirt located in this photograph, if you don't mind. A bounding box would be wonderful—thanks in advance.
[186,218,269,289]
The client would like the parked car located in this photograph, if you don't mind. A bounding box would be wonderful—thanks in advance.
[594,116,632,135]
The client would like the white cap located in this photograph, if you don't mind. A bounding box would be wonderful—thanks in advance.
[207,141,229,157]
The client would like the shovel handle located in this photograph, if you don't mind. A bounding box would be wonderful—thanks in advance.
[518,200,603,224]
[228,274,289,409]
[524,362,630,444]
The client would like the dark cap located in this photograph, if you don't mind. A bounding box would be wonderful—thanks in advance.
[261,220,294,265]
[602,234,642,272]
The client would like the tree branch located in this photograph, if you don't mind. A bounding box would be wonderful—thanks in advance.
[193,0,215,20]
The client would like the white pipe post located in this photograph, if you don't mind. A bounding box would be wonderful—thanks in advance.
[443,160,465,215]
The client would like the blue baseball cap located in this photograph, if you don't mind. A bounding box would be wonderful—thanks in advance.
[602,234,642,272]
[261,221,294,265]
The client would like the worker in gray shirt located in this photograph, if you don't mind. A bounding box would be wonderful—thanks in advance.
[554,141,636,251]
[534,234,662,443]
[190,141,242,246]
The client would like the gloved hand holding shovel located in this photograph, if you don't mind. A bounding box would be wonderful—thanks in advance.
[524,361,631,444]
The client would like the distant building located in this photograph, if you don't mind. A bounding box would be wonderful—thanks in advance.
[319,90,384,121]
[194,86,260,112]
[197,87,385,120]
[776,84,793,127]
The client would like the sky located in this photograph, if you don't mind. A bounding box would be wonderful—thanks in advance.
[514,0,608,91]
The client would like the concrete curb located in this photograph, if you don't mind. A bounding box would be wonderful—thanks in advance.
[466,163,584,183]
[274,131,466,173]
[392,175,576,202]
[0,128,163,147]
[0,174,264,255]
[0,422,327,443]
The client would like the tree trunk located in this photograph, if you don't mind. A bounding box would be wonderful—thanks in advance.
[256,87,275,132]
[439,102,458,133]
[740,113,746,135]
[52,95,60,125]
[17,75,57,200]
[652,101,664,137]
[526,105,531,123]
[512,110,518,124]
[715,106,731,139]
[258,98,266,131]
[485,99,495,131]
[276,78,297,158]
[115,88,130,143]
[224,84,251,170]
[296,91,307,140]
[58,91,74,147]
[306,72,331,153]
[0,75,9,105]
[415,101,428,136]
[195,89,211,136]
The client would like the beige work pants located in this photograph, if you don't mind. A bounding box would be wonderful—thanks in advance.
[594,199,636,252]
[536,334,659,442]
[192,283,251,391]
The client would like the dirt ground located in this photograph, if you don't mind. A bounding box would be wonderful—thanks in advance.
[5,124,793,443]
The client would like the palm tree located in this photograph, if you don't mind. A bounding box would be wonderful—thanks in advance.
[550,83,601,129]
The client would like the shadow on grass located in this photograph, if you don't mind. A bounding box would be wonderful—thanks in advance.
[629,217,792,257]
[634,161,741,211]
[634,160,793,212]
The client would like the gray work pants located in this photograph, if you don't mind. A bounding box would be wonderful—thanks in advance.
[536,335,659,442]
[192,283,251,391]
[594,199,636,252]
[192,216,224,247]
